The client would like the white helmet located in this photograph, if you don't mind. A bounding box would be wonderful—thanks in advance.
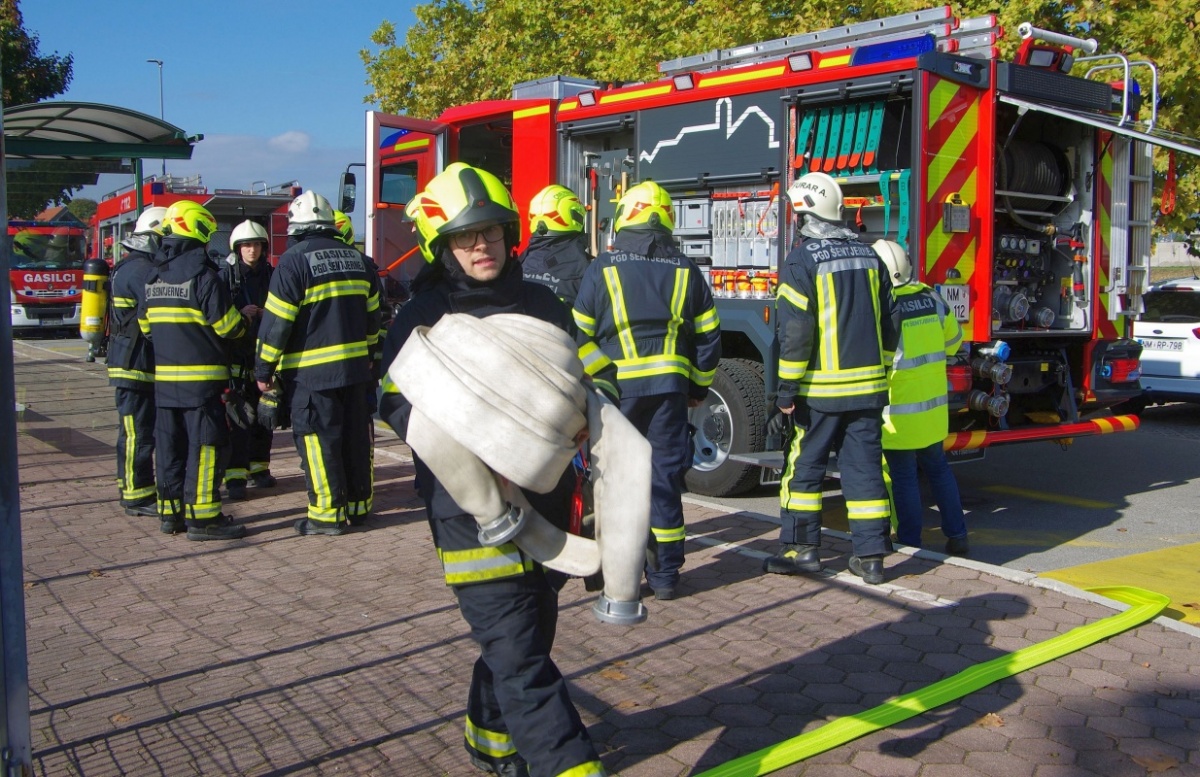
[873,239,913,286]
[787,172,843,222]
[287,190,335,235]
[230,220,269,250]
[121,206,169,253]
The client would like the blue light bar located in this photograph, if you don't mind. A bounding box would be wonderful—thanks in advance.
[851,34,936,67]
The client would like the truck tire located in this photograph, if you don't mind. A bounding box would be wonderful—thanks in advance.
[685,358,767,497]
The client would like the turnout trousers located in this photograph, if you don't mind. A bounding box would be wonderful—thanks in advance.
[115,387,156,505]
[225,381,273,483]
[154,397,229,525]
[779,405,890,558]
[618,393,691,590]
[456,569,604,777]
[290,382,373,525]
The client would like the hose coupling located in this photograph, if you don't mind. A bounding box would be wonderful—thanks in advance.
[477,503,526,546]
[592,594,648,626]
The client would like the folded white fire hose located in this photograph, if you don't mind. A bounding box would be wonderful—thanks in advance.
[389,313,651,625]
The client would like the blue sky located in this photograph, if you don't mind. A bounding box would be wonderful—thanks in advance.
[22,0,417,224]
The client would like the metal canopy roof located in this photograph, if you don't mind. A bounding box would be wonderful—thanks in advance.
[3,101,201,160]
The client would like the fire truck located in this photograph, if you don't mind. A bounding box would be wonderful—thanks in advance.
[354,7,1200,496]
[8,217,89,332]
[91,174,300,266]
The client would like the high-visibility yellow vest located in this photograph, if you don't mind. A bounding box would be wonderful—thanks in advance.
[882,283,963,450]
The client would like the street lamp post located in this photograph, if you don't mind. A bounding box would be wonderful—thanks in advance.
[146,59,165,178]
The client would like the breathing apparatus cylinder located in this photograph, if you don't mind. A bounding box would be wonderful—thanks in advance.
[80,258,110,345]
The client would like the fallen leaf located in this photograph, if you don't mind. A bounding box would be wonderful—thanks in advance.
[978,713,1004,728]
[1116,527,1128,533]
[1132,753,1178,772]
[109,713,130,725]
[614,699,640,709]
[1181,602,1199,610]
[1142,662,1151,668]
[88,570,104,579]
[23,582,37,589]
[598,669,628,681]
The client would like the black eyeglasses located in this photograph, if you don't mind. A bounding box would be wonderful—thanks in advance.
[450,224,505,249]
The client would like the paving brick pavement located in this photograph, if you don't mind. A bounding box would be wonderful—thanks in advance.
[11,340,1200,776]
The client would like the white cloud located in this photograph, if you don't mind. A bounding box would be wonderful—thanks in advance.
[267,131,312,154]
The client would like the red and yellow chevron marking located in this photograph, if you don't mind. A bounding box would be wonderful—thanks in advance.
[1094,133,1124,339]
[923,77,980,329]
[943,414,1139,451]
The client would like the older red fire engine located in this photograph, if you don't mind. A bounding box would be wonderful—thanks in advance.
[353,7,1200,496]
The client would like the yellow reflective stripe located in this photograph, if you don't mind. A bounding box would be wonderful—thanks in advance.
[196,445,217,506]
[556,761,607,777]
[799,378,889,398]
[465,717,517,758]
[303,434,335,516]
[146,308,206,325]
[783,491,822,512]
[265,292,299,321]
[690,363,716,387]
[818,272,838,371]
[572,308,597,337]
[777,283,809,311]
[367,291,380,313]
[122,414,137,493]
[804,365,887,383]
[694,305,720,334]
[124,484,156,501]
[846,499,890,520]
[279,341,369,371]
[615,354,693,380]
[138,317,150,335]
[224,468,249,483]
[112,296,137,309]
[664,268,688,356]
[108,367,154,383]
[440,543,531,584]
[603,266,638,359]
[155,365,229,382]
[577,342,612,376]
[258,341,283,364]
[158,498,182,517]
[213,306,243,337]
[779,358,808,381]
[381,374,399,393]
[302,278,372,306]
[190,502,222,521]
[591,377,619,399]
[652,525,687,543]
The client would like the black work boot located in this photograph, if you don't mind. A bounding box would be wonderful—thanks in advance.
[123,499,158,518]
[249,472,276,488]
[160,516,185,535]
[294,518,349,536]
[469,755,529,777]
[763,544,821,575]
[945,535,970,557]
[225,480,248,501]
[186,515,247,541]
[848,555,884,585]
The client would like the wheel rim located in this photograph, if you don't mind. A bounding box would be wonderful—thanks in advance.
[690,388,733,472]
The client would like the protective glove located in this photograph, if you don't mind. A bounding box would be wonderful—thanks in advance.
[256,387,288,431]
[765,409,792,450]
[222,385,256,430]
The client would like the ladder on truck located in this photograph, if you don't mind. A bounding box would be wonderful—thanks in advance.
[1108,139,1154,319]
[657,6,1003,77]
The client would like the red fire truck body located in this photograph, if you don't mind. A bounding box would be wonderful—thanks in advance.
[359,7,1200,495]
[91,175,300,267]
[8,220,89,331]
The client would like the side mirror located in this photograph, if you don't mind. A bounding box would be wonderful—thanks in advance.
[338,171,357,214]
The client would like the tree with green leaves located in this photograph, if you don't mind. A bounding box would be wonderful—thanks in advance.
[361,0,1200,233]
[66,196,96,225]
[2,0,77,217]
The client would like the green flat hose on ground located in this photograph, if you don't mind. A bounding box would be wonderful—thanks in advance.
[694,586,1169,777]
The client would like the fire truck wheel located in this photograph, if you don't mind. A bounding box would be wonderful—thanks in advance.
[685,358,767,497]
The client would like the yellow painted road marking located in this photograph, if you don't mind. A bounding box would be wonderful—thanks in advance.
[983,484,1116,510]
[1042,542,1200,624]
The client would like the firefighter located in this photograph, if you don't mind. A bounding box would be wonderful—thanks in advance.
[519,184,591,307]
[138,200,249,540]
[107,206,167,518]
[875,239,969,556]
[219,220,276,500]
[572,180,721,601]
[764,172,897,585]
[255,191,382,535]
[379,163,612,777]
